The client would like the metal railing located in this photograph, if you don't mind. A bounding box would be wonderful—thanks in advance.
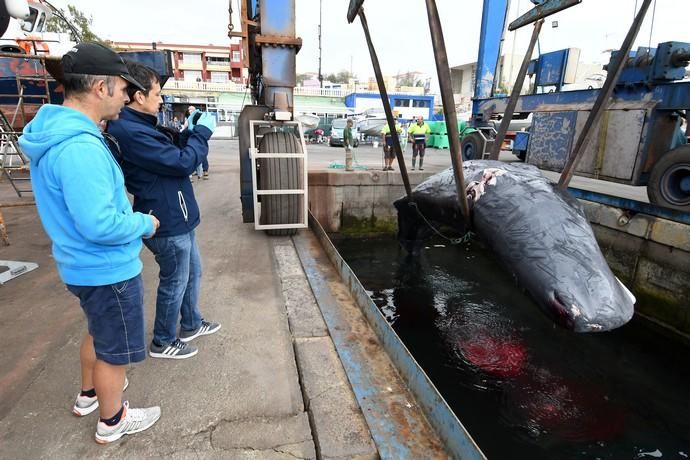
[162,80,436,100]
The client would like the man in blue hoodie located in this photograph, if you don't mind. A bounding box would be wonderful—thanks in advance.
[107,62,221,361]
[19,43,161,443]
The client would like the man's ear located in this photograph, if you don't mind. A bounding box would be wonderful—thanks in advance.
[132,90,146,105]
[93,78,108,99]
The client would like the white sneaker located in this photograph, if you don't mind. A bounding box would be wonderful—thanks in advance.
[95,401,161,444]
[73,377,129,417]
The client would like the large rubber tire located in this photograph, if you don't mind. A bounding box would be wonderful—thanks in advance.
[258,132,303,236]
[461,132,483,161]
[647,145,690,212]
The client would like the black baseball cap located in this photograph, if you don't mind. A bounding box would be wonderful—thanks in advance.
[45,42,144,90]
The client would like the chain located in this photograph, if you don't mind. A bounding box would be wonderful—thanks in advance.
[228,0,234,38]
[408,202,473,245]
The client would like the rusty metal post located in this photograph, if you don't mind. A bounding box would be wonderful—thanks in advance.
[356,9,413,199]
[0,209,8,245]
[0,202,35,246]
[489,19,543,160]
[558,0,653,190]
[424,0,471,228]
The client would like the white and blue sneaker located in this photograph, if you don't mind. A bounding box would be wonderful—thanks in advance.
[73,377,129,417]
[95,401,161,444]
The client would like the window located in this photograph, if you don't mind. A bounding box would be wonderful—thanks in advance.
[21,8,38,32]
[394,99,410,107]
[36,13,46,33]
[232,51,241,62]
[211,72,229,83]
[413,99,430,108]
[182,53,202,64]
[207,56,230,64]
[184,70,202,82]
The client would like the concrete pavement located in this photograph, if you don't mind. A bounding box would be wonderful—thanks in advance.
[0,140,380,458]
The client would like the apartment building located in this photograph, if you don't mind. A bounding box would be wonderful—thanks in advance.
[109,41,246,84]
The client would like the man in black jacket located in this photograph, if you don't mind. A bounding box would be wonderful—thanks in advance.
[107,62,220,360]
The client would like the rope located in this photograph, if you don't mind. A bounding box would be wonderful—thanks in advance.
[408,202,473,245]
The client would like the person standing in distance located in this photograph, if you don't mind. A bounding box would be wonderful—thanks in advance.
[381,121,402,171]
[107,62,221,360]
[408,116,431,171]
[19,43,161,444]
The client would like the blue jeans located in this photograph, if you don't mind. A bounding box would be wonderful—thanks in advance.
[144,230,203,346]
[196,157,209,176]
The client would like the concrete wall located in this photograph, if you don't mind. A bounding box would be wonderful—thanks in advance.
[308,170,690,338]
[309,170,429,236]
[582,202,690,337]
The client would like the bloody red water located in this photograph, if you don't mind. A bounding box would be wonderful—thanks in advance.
[458,335,527,378]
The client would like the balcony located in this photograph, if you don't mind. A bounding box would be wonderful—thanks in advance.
[294,87,346,97]
[206,63,231,72]
[164,80,243,92]
[177,62,204,71]
[163,80,350,97]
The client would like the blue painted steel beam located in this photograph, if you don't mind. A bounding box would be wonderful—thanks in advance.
[568,188,690,225]
[473,0,509,109]
[474,81,690,117]
[260,0,295,36]
[258,0,298,112]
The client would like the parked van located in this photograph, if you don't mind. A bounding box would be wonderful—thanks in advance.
[329,119,359,147]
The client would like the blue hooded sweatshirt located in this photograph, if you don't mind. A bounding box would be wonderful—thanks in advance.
[19,104,154,286]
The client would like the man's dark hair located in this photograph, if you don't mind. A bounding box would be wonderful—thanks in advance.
[62,74,116,99]
[125,61,160,102]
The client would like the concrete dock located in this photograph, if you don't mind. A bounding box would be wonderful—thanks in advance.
[0,140,450,458]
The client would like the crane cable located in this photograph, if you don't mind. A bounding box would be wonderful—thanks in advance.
[647,0,657,50]
[227,0,234,37]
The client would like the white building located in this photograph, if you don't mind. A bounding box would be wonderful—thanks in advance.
[450,51,606,111]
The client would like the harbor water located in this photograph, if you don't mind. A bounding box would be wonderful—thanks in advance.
[335,238,690,460]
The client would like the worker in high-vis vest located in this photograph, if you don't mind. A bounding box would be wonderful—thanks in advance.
[381,121,402,171]
[408,116,431,170]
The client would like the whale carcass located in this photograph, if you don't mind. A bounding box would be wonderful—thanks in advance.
[394,160,635,332]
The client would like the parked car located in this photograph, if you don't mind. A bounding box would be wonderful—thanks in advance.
[329,118,359,147]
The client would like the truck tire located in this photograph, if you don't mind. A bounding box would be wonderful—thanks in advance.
[647,145,690,212]
[258,132,303,236]
[461,132,483,161]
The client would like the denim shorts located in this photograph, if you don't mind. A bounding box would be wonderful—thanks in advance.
[67,274,146,365]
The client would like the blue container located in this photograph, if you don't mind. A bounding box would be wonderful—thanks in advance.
[514,131,530,152]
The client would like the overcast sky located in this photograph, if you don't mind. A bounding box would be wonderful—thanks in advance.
[56,0,689,80]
